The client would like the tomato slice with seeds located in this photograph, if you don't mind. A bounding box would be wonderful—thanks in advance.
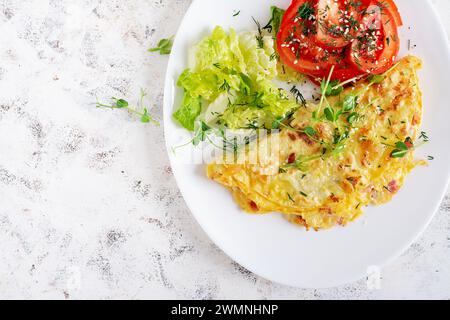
[315,0,371,49]
[348,2,400,74]
[311,46,365,82]
[277,0,325,77]
[277,0,364,81]
[277,0,402,82]
[379,0,403,27]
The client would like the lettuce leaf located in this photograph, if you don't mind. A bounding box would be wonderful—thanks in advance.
[219,79,298,129]
[265,6,285,36]
[173,26,299,131]
[173,93,202,131]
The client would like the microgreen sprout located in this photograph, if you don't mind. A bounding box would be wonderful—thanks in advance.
[149,36,174,55]
[278,123,318,140]
[368,74,385,84]
[386,133,430,159]
[316,65,335,117]
[321,79,343,96]
[96,89,160,125]
[342,94,357,112]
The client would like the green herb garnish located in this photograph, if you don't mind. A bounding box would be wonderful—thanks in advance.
[347,112,359,124]
[321,79,343,96]
[316,66,335,117]
[290,86,307,106]
[303,126,316,137]
[390,138,413,158]
[368,74,385,84]
[252,17,264,49]
[324,107,337,122]
[419,131,429,142]
[149,37,173,55]
[192,121,212,146]
[219,79,231,92]
[287,193,295,203]
[342,94,357,112]
[297,1,315,20]
[96,89,159,125]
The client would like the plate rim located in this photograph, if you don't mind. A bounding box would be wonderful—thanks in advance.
[163,0,450,288]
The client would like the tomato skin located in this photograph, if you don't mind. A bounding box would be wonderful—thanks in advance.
[277,0,402,82]
[348,2,400,74]
[315,0,350,48]
[327,65,365,82]
[277,0,324,77]
[314,0,373,49]
[382,0,403,26]
[277,0,364,81]
[308,68,364,85]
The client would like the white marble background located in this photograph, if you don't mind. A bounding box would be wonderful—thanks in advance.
[0,0,448,300]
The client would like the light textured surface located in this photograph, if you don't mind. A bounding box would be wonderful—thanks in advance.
[0,0,449,300]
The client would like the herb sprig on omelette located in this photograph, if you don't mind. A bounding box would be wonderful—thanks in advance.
[207,56,426,230]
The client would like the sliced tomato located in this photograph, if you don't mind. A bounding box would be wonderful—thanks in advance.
[277,0,364,81]
[317,47,365,82]
[348,2,400,74]
[277,0,402,82]
[315,0,371,49]
[308,65,364,85]
[380,0,403,27]
[277,0,324,77]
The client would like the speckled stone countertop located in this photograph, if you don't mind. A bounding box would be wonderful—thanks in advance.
[0,0,449,300]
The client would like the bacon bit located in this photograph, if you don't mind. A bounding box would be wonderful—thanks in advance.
[360,140,376,167]
[359,128,369,136]
[292,215,310,230]
[315,124,329,139]
[400,126,409,137]
[361,151,371,167]
[391,89,412,111]
[391,95,402,110]
[287,132,298,141]
[374,83,384,93]
[346,176,360,187]
[319,207,332,214]
[298,132,315,146]
[404,139,414,149]
[329,194,340,203]
[386,180,399,193]
[287,153,296,164]
[360,139,374,151]
[412,112,420,125]
[249,200,259,211]
[341,180,353,193]
[337,217,345,226]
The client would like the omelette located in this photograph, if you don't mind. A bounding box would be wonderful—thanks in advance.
[207,56,425,230]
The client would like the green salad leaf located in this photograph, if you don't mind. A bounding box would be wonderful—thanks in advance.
[173,93,202,131]
[263,6,286,35]
[173,26,299,131]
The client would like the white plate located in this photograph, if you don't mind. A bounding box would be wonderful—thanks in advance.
[163,0,450,288]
